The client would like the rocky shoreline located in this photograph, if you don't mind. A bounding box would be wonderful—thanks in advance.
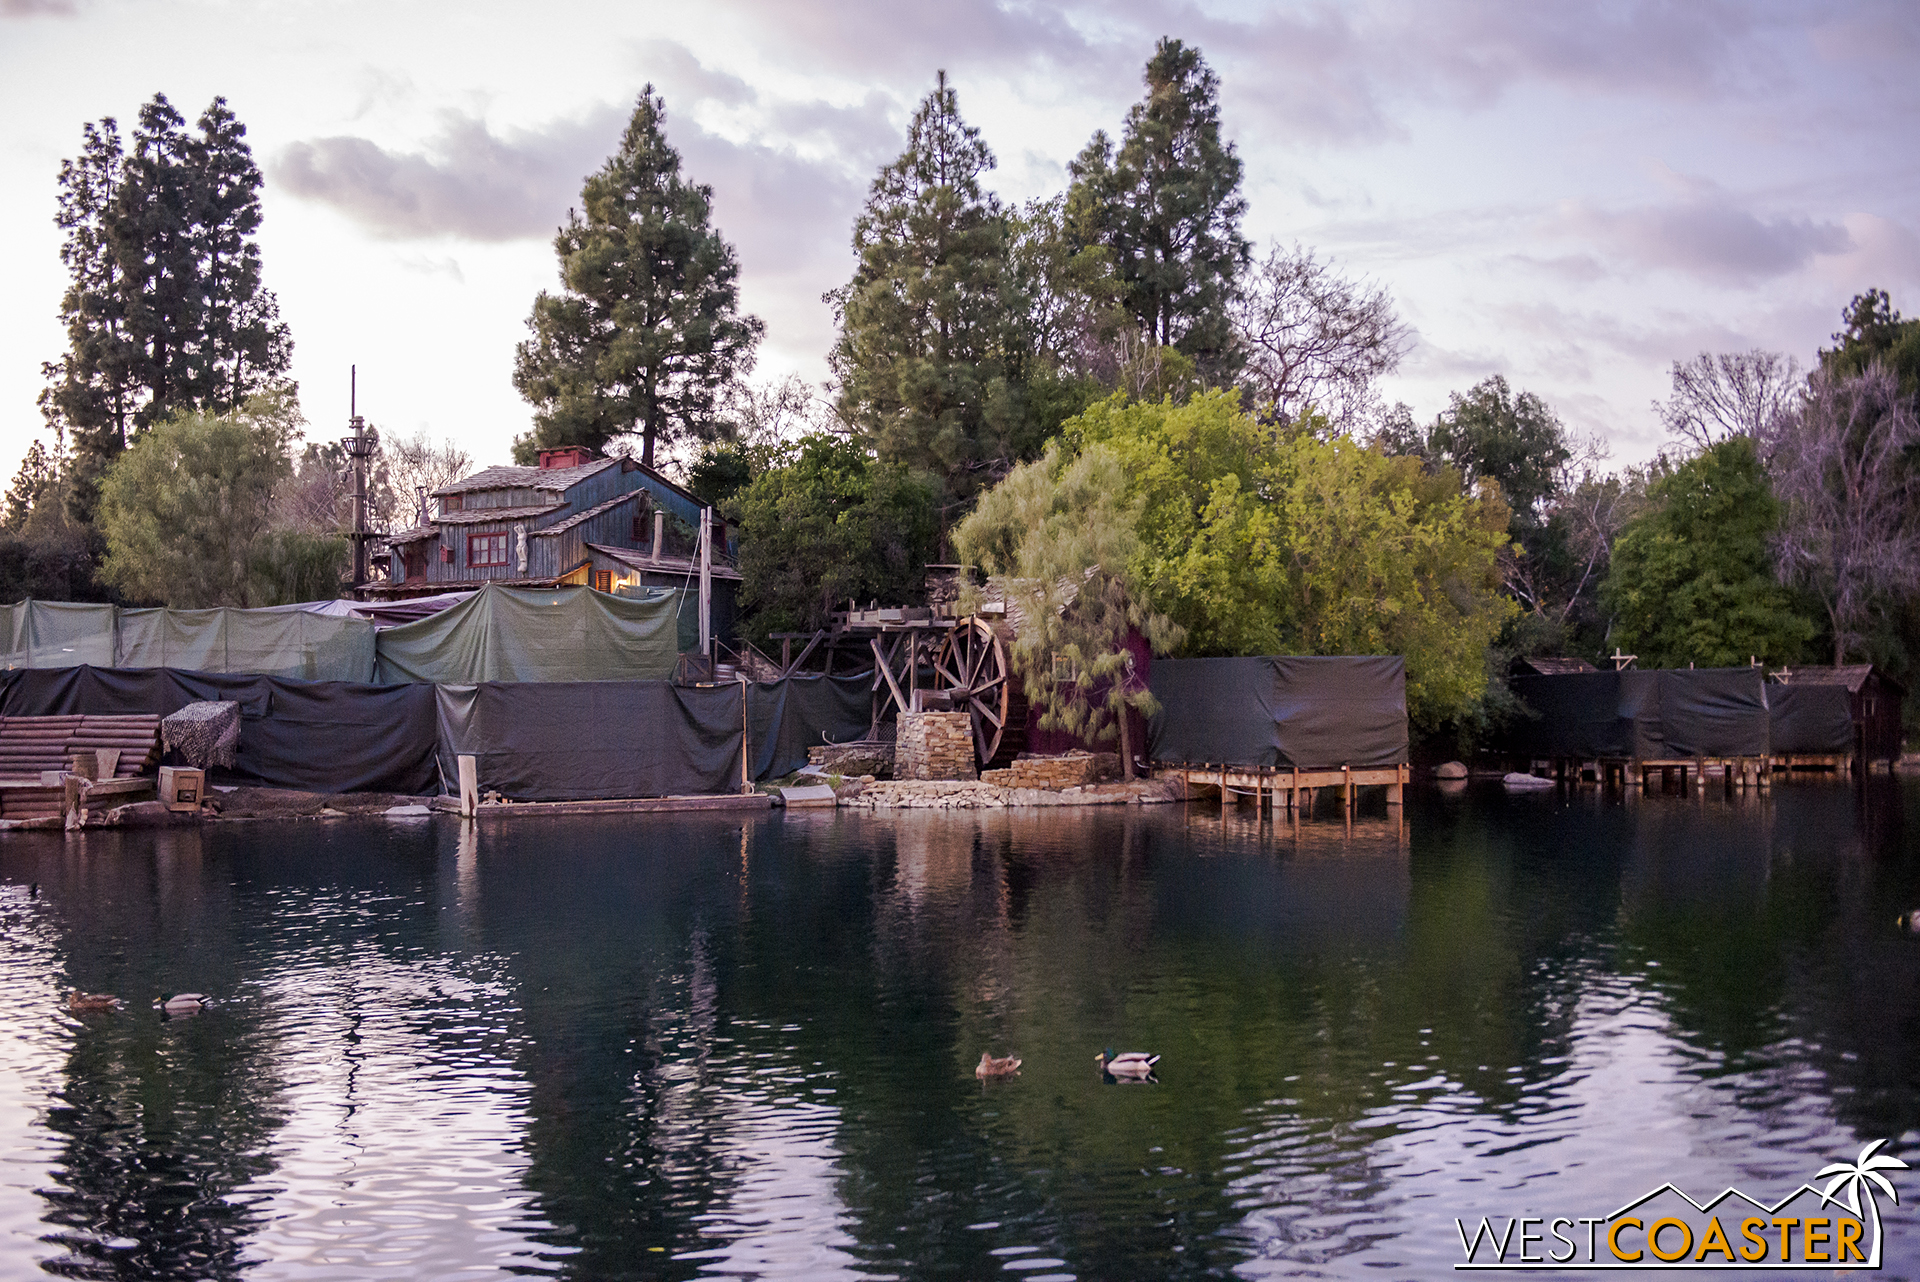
[831,777,1184,810]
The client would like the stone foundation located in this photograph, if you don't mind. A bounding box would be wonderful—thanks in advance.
[979,751,1119,791]
[894,712,978,781]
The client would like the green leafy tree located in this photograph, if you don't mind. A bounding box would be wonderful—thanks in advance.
[1821,289,1920,399]
[246,528,347,607]
[514,88,763,468]
[1600,437,1815,668]
[1066,39,1249,381]
[96,392,302,607]
[41,94,292,524]
[727,437,937,640]
[954,444,1183,777]
[1071,390,1515,728]
[831,72,1031,514]
[0,433,109,602]
[1428,375,1570,534]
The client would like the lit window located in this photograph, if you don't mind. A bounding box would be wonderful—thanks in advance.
[594,570,612,593]
[469,534,508,567]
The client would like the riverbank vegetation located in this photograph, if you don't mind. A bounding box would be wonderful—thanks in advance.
[17,47,1920,748]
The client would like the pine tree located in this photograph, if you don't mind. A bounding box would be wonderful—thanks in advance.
[1066,39,1249,381]
[41,93,291,523]
[513,88,763,468]
[832,72,1028,515]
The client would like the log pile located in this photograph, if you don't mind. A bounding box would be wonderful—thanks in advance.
[0,715,163,781]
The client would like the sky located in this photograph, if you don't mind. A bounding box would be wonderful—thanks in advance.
[1,0,1916,481]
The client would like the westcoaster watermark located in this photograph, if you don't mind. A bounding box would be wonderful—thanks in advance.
[1455,1140,1907,1270]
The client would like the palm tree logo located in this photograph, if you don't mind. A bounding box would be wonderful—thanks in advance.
[1816,1138,1908,1263]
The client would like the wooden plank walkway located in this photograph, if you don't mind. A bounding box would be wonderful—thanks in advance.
[449,794,776,818]
[1162,764,1409,811]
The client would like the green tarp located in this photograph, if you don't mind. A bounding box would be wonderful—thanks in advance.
[117,607,376,682]
[374,582,681,684]
[0,599,374,681]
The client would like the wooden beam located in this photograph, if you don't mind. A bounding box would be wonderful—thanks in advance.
[871,636,909,717]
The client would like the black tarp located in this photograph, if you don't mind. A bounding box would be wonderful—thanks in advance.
[0,665,440,794]
[1507,667,1770,759]
[434,681,746,801]
[1146,656,1408,768]
[746,674,872,781]
[1767,682,1856,754]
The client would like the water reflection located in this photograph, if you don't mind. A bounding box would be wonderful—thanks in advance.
[0,782,1912,1278]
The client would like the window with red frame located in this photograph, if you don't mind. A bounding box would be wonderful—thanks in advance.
[469,533,508,567]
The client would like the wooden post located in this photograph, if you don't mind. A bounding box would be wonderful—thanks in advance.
[740,675,752,794]
[1291,765,1300,812]
[1343,763,1353,813]
[458,754,478,817]
[1388,762,1406,807]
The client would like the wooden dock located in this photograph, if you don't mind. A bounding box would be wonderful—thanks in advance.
[1163,763,1409,811]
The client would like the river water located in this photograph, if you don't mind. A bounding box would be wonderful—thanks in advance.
[0,779,1915,1280]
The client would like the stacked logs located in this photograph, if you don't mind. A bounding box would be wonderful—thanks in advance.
[0,716,162,780]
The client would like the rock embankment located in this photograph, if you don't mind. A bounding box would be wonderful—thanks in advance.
[835,777,1183,810]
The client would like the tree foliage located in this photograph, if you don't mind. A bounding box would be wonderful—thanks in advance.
[1427,375,1571,534]
[1600,437,1815,668]
[1069,391,1515,729]
[40,94,292,522]
[953,444,1183,776]
[1766,365,1920,664]
[727,437,938,640]
[1231,242,1409,430]
[1821,289,1920,400]
[514,88,763,468]
[831,73,1034,510]
[96,392,302,607]
[1067,38,1249,381]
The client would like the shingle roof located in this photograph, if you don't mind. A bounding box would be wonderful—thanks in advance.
[382,524,437,546]
[434,502,567,525]
[1513,656,1598,676]
[432,458,619,496]
[533,490,641,536]
[586,542,743,581]
[1776,664,1875,691]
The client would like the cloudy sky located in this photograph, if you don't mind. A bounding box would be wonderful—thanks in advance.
[1,0,1916,480]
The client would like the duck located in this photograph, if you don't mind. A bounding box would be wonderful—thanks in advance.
[66,991,120,1013]
[976,1051,1022,1078]
[1096,1049,1160,1079]
[1900,910,1920,933]
[154,993,210,1015]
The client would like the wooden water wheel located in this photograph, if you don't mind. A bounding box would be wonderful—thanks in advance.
[933,615,1027,768]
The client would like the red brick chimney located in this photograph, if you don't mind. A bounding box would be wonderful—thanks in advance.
[538,446,595,470]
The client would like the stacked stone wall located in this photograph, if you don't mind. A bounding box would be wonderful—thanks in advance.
[979,751,1119,790]
[894,712,978,781]
[806,741,895,777]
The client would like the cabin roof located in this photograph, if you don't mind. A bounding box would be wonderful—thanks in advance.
[586,541,743,582]
[433,458,620,496]
[1512,656,1598,676]
[535,490,642,537]
[383,524,438,546]
[433,502,568,525]
[1773,663,1903,693]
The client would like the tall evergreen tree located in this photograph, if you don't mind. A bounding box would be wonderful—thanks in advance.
[1066,39,1249,381]
[41,93,291,523]
[831,72,1028,510]
[513,88,762,469]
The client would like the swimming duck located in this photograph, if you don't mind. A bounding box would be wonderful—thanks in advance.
[1096,1049,1160,1079]
[976,1052,1022,1078]
[67,991,119,1012]
[154,993,209,1015]
[1901,911,1920,933]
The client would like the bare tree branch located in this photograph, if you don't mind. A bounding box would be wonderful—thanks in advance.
[1231,242,1411,431]
[1657,350,1802,452]
[1766,364,1920,664]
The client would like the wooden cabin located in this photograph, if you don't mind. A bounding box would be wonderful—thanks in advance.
[367,448,740,632]
[1769,664,1906,769]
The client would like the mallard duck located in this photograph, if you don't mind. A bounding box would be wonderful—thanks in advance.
[67,991,120,1012]
[1900,910,1920,933]
[1096,1049,1160,1079]
[154,993,209,1015]
[976,1051,1022,1078]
